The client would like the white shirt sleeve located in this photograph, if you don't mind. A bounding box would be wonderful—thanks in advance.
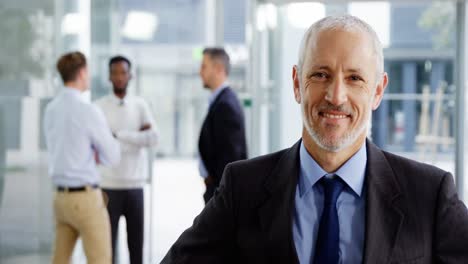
[115,99,158,148]
[88,105,121,166]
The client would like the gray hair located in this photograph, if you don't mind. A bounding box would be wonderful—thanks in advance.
[297,15,384,80]
[203,47,231,76]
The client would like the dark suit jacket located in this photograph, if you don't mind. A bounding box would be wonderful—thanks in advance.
[162,140,468,263]
[198,87,247,186]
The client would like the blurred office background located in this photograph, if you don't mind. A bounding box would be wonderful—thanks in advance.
[0,0,467,263]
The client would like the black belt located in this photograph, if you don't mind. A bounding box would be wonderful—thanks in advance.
[56,184,99,192]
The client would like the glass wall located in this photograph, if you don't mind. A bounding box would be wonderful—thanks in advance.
[0,0,250,263]
[0,0,97,261]
[0,0,56,262]
[90,0,251,158]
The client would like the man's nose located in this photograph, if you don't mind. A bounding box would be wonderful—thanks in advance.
[325,78,348,105]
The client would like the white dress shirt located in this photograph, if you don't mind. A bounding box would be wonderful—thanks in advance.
[43,87,121,187]
[95,94,158,189]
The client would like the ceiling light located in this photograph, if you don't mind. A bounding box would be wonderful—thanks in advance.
[122,11,158,41]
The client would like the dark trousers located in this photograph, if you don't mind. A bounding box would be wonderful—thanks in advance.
[103,188,144,264]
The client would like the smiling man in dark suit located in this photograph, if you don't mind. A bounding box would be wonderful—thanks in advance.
[197,47,247,204]
[162,15,468,263]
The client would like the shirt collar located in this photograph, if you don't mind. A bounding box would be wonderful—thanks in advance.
[63,86,84,100]
[208,83,228,106]
[110,93,126,106]
[298,140,367,198]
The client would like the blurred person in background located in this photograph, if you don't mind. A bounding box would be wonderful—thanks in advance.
[198,47,247,204]
[95,55,158,264]
[44,51,120,264]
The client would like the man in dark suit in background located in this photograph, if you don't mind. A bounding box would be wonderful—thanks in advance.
[198,47,247,204]
[162,15,468,263]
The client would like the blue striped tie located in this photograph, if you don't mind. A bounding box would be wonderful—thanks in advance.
[313,176,345,264]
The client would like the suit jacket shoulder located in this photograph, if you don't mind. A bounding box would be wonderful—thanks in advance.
[382,148,448,179]
[208,88,244,120]
[222,147,293,206]
[164,140,468,264]
[364,141,468,263]
[380,149,449,202]
[162,142,300,264]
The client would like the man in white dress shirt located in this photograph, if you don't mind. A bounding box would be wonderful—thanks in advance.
[95,55,158,264]
[44,51,121,264]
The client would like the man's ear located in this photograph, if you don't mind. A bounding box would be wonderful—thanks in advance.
[293,65,301,104]
[372,72,388,110]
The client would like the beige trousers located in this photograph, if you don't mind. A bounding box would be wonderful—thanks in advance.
[52,187,111,264]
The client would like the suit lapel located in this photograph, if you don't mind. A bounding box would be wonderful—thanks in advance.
[257,140,301,263]
[363,141,405,264]
[254,139,406,263]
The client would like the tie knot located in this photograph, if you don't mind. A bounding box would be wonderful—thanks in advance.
[320,176,345,205]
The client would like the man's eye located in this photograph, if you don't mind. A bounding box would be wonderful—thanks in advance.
[349,75,363,81]
[311,72,328,79]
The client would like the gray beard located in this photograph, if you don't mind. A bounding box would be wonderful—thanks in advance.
[301,103,370,152]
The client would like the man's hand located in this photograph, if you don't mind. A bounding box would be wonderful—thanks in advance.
[139,123,151,131]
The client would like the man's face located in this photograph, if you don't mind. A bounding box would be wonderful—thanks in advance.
[110,61,131,93]
[293,29,387,152]
[199,54,217,89]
